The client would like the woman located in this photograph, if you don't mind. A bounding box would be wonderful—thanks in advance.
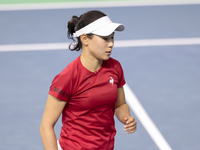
[40,10,137,150]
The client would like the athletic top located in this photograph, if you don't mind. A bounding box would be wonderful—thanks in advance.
[49,55,126,150]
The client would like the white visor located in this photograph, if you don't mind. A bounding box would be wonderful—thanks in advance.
[73,16,124,37]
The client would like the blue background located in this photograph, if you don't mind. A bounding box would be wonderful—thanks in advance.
[0,4,200,150]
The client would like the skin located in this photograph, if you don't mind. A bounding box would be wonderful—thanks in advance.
[40,32,137,150]
[80,33,115,72]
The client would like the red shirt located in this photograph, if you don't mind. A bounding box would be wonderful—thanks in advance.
[49,56,126,150]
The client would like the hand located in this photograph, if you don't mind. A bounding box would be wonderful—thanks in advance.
[124,116,137,134]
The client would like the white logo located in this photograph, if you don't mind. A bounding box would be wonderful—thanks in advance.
[109,77,114,85]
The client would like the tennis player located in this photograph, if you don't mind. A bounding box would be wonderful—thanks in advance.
[40,10,137,150]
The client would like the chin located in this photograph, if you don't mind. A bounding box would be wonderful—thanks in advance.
[102,56,110,60]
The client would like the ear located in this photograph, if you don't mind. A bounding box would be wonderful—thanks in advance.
[80,34,89,46]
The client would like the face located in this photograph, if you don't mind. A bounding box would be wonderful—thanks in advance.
[87,32,115,61]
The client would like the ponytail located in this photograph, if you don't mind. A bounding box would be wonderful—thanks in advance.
[67,16,82,51]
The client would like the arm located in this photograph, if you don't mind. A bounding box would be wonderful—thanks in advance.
[40,94,67,150]
[115,87,137,134]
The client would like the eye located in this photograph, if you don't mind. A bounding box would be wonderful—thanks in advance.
[102,36,114,41]
[103,38,108,41]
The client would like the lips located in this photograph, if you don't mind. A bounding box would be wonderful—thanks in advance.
[106,51,112,54]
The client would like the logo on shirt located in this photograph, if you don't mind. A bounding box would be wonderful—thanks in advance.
[109,77,114,85]
[54,87,68,97]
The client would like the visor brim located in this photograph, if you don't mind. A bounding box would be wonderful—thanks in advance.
[91,23,125,36]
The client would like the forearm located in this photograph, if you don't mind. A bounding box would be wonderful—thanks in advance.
[115,103,131,124]
[40,125,58,150]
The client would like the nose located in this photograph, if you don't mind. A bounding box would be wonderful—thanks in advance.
[108,39,114,48]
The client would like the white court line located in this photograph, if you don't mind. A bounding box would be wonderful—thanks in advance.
[124,84,172,150]
[1,37,199,149]
[114,37,200,47]
[0,1,200,11]
[1,37,200,52]
[0,2,198,149]
[0,43,69,52]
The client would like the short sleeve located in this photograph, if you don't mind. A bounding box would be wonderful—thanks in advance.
[49,68,72,102]
[116,61,126,88]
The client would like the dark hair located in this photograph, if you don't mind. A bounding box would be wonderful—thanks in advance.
[67,10,106,51]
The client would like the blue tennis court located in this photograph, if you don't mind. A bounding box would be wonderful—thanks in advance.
[0,2,200,150]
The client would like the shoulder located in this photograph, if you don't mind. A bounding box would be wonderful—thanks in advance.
[105,57,124,76]
[106,57,120,64]
[59,56,80,76]
[105,57,122,68]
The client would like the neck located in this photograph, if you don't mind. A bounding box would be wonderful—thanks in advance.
[80,53,103,72]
